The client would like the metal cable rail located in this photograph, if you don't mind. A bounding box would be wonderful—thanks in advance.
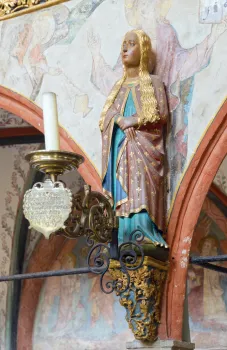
[190,254,227,274]
[0,254,227,283]
[0,228,145,290]
[0,267,100,282]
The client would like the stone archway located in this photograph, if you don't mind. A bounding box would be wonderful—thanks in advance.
[159,99,227,340]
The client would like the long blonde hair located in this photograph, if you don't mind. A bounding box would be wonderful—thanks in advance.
[99,30,159,131]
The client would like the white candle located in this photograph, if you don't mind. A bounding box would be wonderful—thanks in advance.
[42,92,60,150]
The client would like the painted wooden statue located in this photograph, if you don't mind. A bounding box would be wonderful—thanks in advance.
[100,30,168,247]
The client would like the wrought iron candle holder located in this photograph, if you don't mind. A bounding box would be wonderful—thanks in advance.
[23,150,114,241]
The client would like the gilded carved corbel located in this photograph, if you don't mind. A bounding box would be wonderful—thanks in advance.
[109,256,168,341]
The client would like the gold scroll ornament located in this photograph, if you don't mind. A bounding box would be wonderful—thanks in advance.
[109,256,168,341]
[0,0,67,21]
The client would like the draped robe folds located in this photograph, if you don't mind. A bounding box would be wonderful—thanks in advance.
[101,75,168,244]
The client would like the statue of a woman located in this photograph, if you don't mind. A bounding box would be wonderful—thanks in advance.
[100,30,168,247]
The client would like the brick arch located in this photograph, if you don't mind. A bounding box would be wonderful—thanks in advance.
[0,86,101,350]
[159,98,227,340]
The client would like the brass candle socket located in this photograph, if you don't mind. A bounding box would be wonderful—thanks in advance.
[25,150,84,180]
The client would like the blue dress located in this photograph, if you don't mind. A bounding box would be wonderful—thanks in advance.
[103,89,167,247]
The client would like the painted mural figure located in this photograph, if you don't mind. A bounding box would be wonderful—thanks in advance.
[89,274,114,327]
[189,234,227,326]
[40,259,61,328]
[54,253,81,331]
[100,30,168,246]
[0,1,105,102]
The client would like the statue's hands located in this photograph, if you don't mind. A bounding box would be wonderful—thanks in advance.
[117,116,138,130]
[117,117,138,140]
[125,127,136,140]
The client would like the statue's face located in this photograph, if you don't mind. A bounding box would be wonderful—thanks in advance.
[121,32,140,68]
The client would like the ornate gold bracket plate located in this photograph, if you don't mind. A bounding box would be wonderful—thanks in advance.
[109,256,168,341]
[0,0,68,21]
[23,150,114,242]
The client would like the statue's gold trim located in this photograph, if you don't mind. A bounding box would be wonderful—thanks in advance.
[0,0,68,21]
[120,87,130,115]
[102,119,115,181]
[131,85,143,123]
[123,79,140,86]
